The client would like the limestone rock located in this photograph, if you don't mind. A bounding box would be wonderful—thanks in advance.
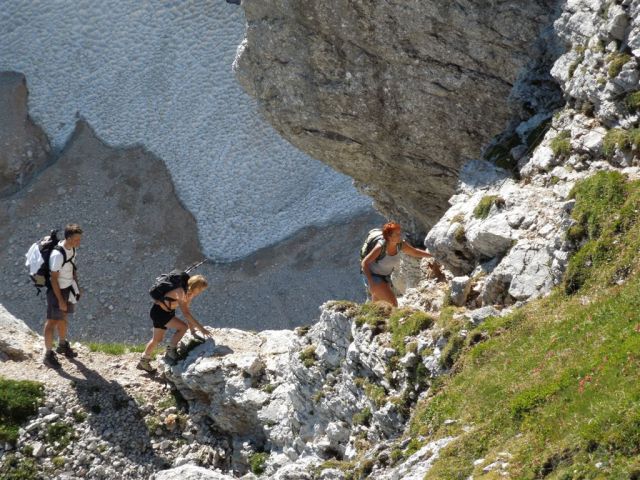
[0,72,50,197]
[153,465,235,480]
[235,0,558,235]
[0,302,41,360]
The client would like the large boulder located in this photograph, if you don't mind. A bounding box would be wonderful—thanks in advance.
[234,0,559,235]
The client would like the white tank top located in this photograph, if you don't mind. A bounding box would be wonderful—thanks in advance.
[370,241,402,276]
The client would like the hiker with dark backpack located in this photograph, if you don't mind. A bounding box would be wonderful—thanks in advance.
[361,222,437,307]
[137,271,211,373]
[26,224,83,368]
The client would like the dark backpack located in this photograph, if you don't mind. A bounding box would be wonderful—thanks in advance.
[27,230,76,294]
[149,270,190,303]
[148,259,208,304]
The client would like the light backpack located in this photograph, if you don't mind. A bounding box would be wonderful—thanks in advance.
[359,228,388,265]
[25,230,76,295]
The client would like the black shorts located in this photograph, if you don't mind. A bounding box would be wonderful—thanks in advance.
[150,304,175,330]
[46,287,75,320]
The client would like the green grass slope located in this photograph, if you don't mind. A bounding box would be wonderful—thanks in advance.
[410,171,640,479]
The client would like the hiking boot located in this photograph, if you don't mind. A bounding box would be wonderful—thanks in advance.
[136,357,156,374]
[164,346,178,365]
[43,350,61,369]
[56,340,78,358]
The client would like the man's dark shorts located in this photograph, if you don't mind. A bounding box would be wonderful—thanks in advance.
[46,287,75,320]
[150,304,176,330]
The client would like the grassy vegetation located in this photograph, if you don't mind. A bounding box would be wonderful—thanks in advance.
[626,91,640,113]
[388,309,434,357]
[352,407,372,427]
[249,452,268,475]
[568,53,584,79]
[0,378,44,445]
[603,128,631,158]
[299,346,317,368]
[0,454,39,480]
[46,422,74,451]
[473,195,505,219]
[406,171,640,478]
[85,342,147,355]
[550,130,571,157]
[608,52,631,78]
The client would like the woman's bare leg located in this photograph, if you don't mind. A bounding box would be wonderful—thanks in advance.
[165,317,188,347]
[370,282,398,307]
[143,328,166,358]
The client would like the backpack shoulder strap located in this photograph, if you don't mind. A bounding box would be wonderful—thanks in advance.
[377,238,387,261]
[53,245,67,263]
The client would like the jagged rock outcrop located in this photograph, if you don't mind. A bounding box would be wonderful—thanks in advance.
[163,302,452,478]
[0,72,51,197]
[234,0,560,234]
[424,0,640,307]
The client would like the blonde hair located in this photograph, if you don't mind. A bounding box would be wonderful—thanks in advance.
[187,274,208,293]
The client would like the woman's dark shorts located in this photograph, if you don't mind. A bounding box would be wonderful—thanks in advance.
[46,287,75,320]
[362,273,392,289]
[150,304,175,330]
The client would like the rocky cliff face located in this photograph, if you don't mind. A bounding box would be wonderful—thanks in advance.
[234,0,560,235]
[0,72,51,197]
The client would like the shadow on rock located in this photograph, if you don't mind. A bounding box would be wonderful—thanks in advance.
[53,358,170,469]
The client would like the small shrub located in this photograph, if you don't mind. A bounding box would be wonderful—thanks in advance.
[388,309,435,356]
[249,452,268,475]
[550,130,571,157]
[0,454,39,480]
[450,213,465,224]
[566,224,586,243]
[52,456,66,468]
[439,334,466,370]
[46,422,74,451]
[510,381,563,422]
[405,438,424,457]
[362,380,387,408]
[473,195,504,219]
[72,410,87,423]
[299,346,317,368]
[608,52,631,78]
[0,378,44,445]
[90,404,101,414]
[603,128,630,158]
[352,407,372,426]
[454,225,466,243]
[262,383,276,394]
[325,300,358,316]
[295,325,310,336]
[390,448,403,464]
[157,393,177,410]
[626,91,640,113]
[354,302,393,333]
[630,128,640,150]
[355,458,375,478]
